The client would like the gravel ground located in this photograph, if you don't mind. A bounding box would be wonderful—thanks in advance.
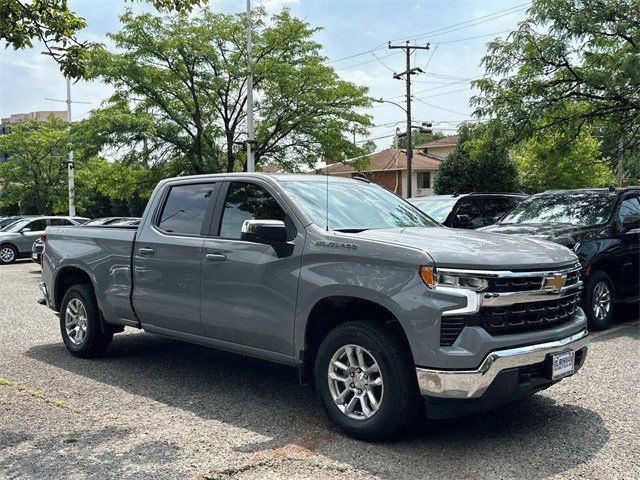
[0,260,639,479]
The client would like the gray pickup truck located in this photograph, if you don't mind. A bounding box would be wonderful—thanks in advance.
[39,174,589,440]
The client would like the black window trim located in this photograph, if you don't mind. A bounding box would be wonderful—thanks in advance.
[153,180,221,238]
[209,179,296,241]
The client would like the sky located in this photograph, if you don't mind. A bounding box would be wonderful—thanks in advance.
[0,0,530,150]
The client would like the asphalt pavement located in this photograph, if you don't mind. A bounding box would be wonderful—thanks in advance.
[1,260,639,479]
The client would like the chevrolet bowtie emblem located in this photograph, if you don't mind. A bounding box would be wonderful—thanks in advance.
[545,274,567,292]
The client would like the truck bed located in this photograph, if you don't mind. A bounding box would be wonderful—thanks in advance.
[42,225,138,326]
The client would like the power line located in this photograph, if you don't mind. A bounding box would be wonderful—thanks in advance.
[371,50,395,73]
[414,97,472,116]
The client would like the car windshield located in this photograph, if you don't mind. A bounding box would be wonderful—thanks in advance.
[281,180,438,231]
[410,197,458,223]
[2,219,30,232]
[499,192,617,226]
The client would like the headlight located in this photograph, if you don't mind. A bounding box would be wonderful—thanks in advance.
[420,267,489,292]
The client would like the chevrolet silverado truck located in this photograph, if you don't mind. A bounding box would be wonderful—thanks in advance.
[39,174,589,440]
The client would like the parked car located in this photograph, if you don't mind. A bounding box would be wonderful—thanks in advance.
[39,174,589,440]
[410,193,528,228]
[83,217,141,226]
[479,187,640,330]
[0,216,86,264]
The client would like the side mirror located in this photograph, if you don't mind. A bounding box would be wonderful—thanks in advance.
[456,214,471,228]
[20,228,32,234]
[241,219,287,243]
[622,214,640,232]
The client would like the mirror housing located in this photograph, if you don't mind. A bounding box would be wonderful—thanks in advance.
[622,214,640,232]
[241,219,287,243]
[455,214,471,228]
[20,228,32,234]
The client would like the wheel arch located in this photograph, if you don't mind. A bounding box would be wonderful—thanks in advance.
[299,295,413,384]
[54,265,96,312]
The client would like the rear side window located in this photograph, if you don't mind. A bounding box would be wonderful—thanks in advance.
[158,183,215,235]
[219,182,286,239]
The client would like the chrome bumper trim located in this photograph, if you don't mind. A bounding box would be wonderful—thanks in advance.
[416,326,589,399]
[481,282,582,307]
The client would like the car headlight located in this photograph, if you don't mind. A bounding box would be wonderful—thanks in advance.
[420,267,489,292]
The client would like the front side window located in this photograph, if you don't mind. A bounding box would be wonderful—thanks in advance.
[219,182,286,239]
[49,218,73,226]
[282,180,437,231]
[157,183,215,235]
[500,192,617,227]
[24,219,47,231]
[455,198,488,228]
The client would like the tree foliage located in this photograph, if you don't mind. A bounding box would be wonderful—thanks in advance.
[83,9,372,174]
[433,122,520,194]
[511,118,616,193]
[0,0,204,78]
[473,0,640,160]
[0,117,70,214]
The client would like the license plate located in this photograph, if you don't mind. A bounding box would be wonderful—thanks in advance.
[550,350,575,380]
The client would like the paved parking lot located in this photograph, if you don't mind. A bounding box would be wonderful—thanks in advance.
[0,261,639,479]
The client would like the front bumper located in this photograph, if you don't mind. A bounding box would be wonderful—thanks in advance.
[416,328,589,400]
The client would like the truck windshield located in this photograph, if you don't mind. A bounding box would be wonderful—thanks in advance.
[281,180,438,231]
[499,192,617,226]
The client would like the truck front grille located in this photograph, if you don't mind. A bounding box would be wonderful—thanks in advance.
[488,269,580,292]
[440,293,579,346]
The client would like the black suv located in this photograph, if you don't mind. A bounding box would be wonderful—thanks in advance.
[480,188,640,330]
[410,193,528,229]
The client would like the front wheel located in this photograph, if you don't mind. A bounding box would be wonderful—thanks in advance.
[583,270,615,331]
[0,244,17,264]
[60,284,113,358]
[314,320,421,441]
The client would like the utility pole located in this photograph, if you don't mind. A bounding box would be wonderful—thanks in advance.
[65,77,75,216]
[388,41,429,198]
[246,0,255,172]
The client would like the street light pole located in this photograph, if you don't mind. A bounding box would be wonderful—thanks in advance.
[66,77,76,216]
[246,0,255,172]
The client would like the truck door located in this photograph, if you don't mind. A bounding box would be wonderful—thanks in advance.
[614,193,640,300]
[200,180,303,356]
[132,181,219,335]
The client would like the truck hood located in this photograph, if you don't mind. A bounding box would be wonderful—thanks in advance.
[350,227,577,270]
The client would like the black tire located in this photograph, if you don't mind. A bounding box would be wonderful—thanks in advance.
[583,270,615,331]
[0,244,18,265]
[59,284,113,358]
[314,320,421,441]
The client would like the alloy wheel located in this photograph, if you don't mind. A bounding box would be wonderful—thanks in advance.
[0,247,15,263]
[592,281,611,321]
[327,344,384,420]
[65,298,89,345]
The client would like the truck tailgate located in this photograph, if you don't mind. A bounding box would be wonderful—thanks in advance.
[43,226,138,325]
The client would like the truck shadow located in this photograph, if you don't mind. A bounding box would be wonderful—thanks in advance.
[28,333,609,479]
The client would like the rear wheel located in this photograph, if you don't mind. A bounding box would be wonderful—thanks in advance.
[60,284,113,358]
[314,320,420,441]
[583,270,615,331]
[0,244,17,264]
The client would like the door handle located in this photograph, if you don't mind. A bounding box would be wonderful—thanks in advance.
[204,253,226,262]
[139,247,155,256]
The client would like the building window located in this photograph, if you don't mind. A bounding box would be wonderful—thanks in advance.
[417,171,431,189]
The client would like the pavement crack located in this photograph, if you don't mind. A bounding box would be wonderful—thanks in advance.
[0,376,73,411]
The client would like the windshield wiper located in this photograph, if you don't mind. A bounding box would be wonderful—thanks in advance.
[334,228,369,233]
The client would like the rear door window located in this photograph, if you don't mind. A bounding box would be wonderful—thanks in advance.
[49,218,74,226]
[157,183,215,235]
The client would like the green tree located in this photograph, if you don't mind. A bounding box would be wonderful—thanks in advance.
[433,122,520,194]
[0,117,70,214]
[83,9,372,174]
[0,0,203,78]
[473,0,640,164]
[512,126,615,193]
